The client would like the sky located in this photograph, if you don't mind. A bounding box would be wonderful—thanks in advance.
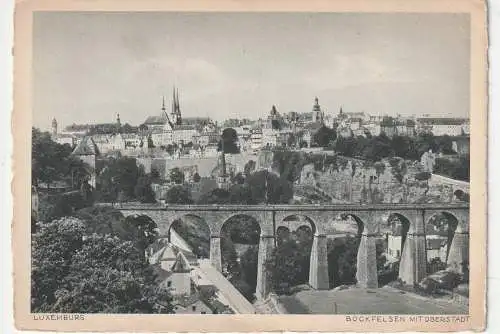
[33,12,470,131]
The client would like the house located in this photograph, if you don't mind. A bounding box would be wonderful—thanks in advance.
[426,237,448,262]
[386,234,402,259]
[250,128,263,150]
[416,118,469,136]
[55,133,76,146]
[172,293,213,314]
[380,116,397,138]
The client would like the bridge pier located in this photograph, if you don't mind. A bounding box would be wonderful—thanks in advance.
[447,227,469,274]
[356,232,378,288]
[256,234,275,300]
[399,232,427,285]
[309,233,330,290]
[210,234,222,272]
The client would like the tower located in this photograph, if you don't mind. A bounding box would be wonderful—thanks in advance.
[116,113,121,127]
[51,117,58,137]
[313,97,323,124]
[72,136,99,188]
[162,96,174,130]
[171,87,182,126]
[217,141,231,190]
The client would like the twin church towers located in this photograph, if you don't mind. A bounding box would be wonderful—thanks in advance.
[162,87,182,128]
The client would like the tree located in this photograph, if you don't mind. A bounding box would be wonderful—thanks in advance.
[231,172,245,185]
[327,236,360,288]
[391,135,413,159]
[225,215,260,244]
[239,246,259,294]
[38,191,89,223]
[169,167,185,184]
[192,172,201,183]
[228,184,252,204]
[171,220,210,258]
[31,217,86,311]
[313,126,337,148]
[32,213,172,313]
[97,157,141,202]
[271,119,282,131]
[360,134,395,161]
[165,186,193,204]
[221,236,241,280]
[134,176,157,203]
[243,160,256,176]
[265,238,311,292]
[245,170,293,204]
[121,215,159,257]
[218,128,240,154]
[35,233,171,313]
[75,207,158,255]
[434,154,469,182]
[32,127,77,187]
[197,188,230,204]
[273,151,305,183]
[334,136,358,157]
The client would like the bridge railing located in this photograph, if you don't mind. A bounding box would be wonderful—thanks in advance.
[109,202,469,211]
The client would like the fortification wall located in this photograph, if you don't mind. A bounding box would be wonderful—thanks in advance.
[299,157,467,204]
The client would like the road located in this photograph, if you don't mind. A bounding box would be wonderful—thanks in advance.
[279,286,468,315]
[198,259,256,314]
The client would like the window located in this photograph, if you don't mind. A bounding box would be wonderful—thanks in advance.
[201,311,206,314]
[192,306,196,311]
[167,281,172,288]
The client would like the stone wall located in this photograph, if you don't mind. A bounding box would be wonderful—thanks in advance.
[137,152,260,180]
[298,156,466,204]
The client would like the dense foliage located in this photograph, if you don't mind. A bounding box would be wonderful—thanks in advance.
[171,219,210,258]
[434,155,470,182]
[32,128,90,188]
[169,167,185,184]
[96,157,141,202]
[333,133,465,162]
[312,125,337,147]
[218,128,240,154]
[266,227,313,292]
[96,157,156,203]
[31,216,171,313]
[165,186,194,204]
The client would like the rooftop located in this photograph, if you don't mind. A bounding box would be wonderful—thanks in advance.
[72,136,99,156]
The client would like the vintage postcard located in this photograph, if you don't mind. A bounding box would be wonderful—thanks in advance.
[13,0,488,332]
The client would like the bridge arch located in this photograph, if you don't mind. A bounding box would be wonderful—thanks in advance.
[325,213,367,289]
[276,226,291,246]
[277,214,316,289]
[424,210,467,274]
[219,214,262,302]
[167,214,212,260]
[278,214,317,236]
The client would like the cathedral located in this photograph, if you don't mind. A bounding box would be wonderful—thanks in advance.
[144,87,217,148]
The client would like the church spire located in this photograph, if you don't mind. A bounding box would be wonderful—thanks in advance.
[174,87,182,125]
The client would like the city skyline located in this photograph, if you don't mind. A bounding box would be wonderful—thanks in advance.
[33,12,470,131]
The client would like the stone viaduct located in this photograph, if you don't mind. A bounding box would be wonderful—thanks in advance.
[117,203,469,300]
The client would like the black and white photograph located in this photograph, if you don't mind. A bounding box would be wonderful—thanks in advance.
[15,1,488,331]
